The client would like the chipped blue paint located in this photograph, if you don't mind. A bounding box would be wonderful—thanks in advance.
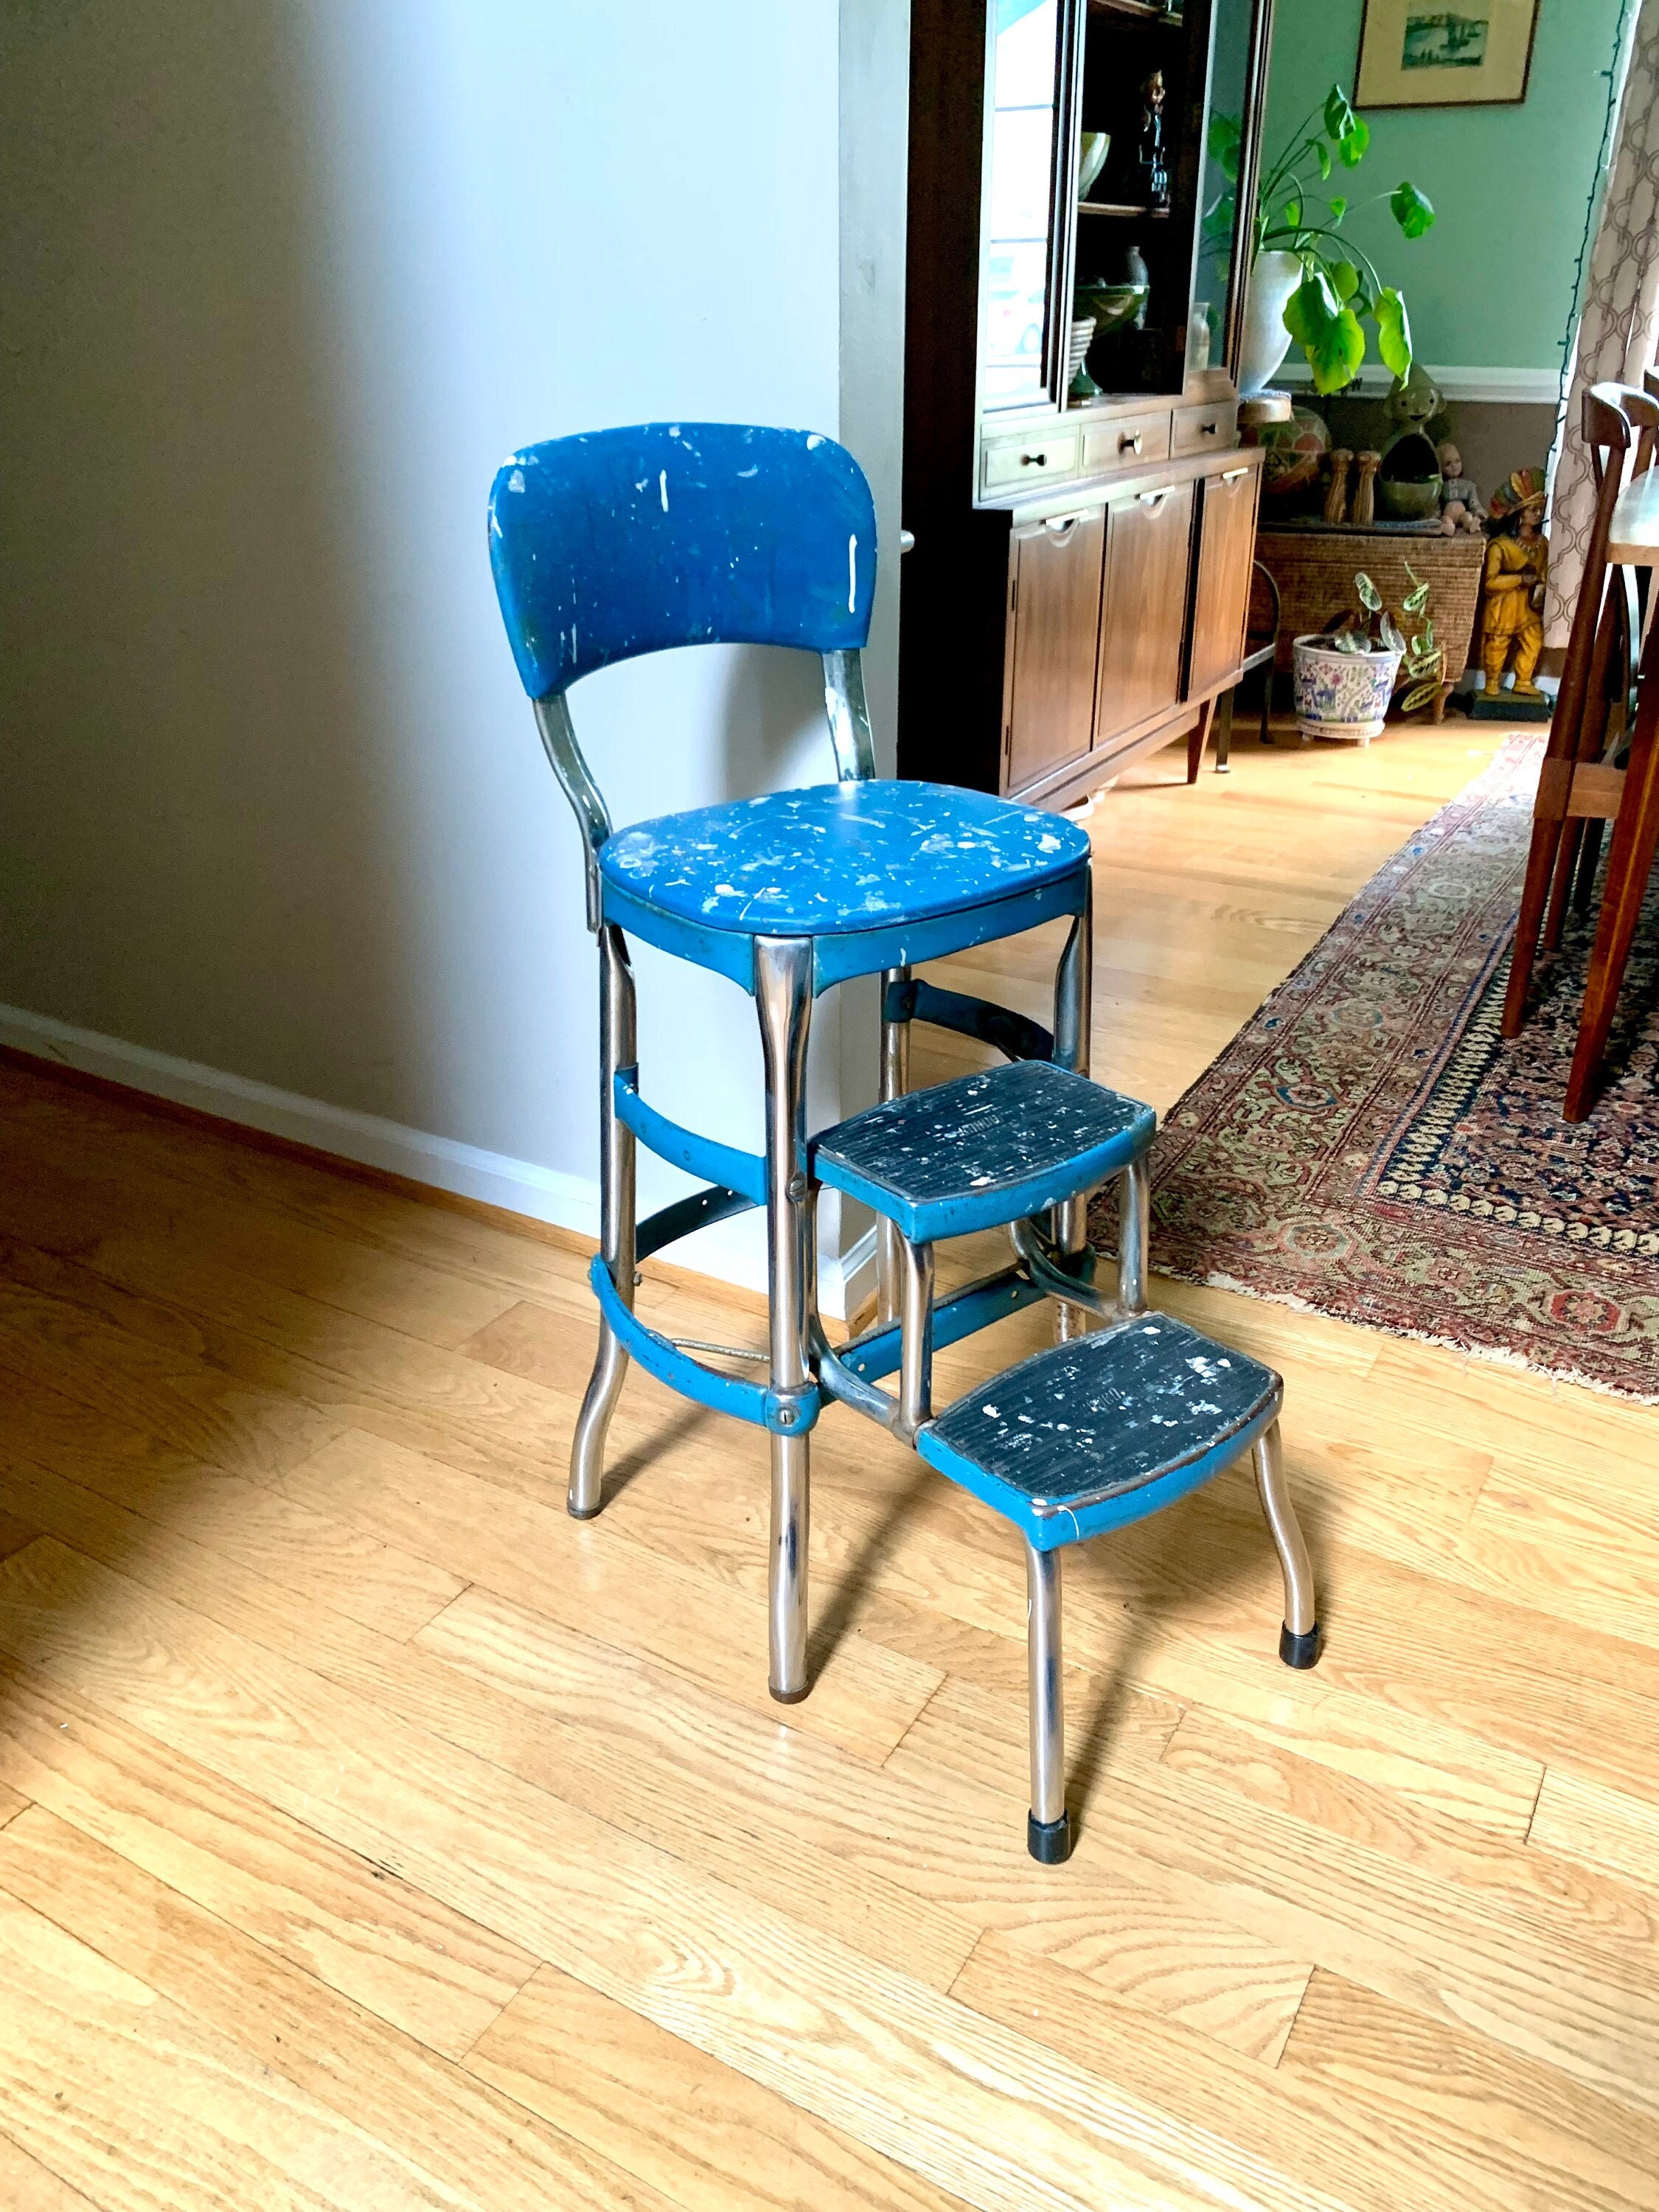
[488,422,877,698]
[599,781,1088,937]
[917,1316,1281,1552]
[812,1060,1155,1242]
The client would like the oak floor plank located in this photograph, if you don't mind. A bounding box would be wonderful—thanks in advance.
[418,1581,1309,2062]
[0,2131,106,2212]
[466,1963,975,2212]
[0,1806,683,2212]
[0,1539,1352,2212]
[1279,1969,1659,2212]
[0,1844,484,2212]
[0,1655,537,2059]
[1528,1768,1659,1894]
[0,1454,972,1993]
[282,1425,939,1764]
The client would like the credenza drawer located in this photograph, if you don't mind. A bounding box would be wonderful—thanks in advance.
[1172,401,1238,456]
[981,428,1082,495]
[1081,408,1172,473]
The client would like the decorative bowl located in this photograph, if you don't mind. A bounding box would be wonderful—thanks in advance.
[1078,132,1110,198]
[1292,633,1402,743]
[1379,475,1444,521]
[1077,279,1147,335]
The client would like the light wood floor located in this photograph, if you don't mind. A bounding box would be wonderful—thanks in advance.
[1,722,1658,2212]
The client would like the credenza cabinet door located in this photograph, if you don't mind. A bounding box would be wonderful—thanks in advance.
[1094,481,1194,748]
[1002,509,1106,795]
[1188,462,1262,699]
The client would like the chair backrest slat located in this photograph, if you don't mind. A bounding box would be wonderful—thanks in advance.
[489,422,877,700]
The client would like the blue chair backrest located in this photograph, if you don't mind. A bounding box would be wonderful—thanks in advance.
[488,422,877,700]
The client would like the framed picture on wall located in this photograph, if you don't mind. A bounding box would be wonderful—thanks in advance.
[1356,0,1540,108]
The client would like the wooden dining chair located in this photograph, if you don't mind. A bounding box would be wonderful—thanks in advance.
[1500,383,1655,1038]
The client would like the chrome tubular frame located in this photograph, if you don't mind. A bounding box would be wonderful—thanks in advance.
[533,693,612,934]
[1253,1420,1317,1638]
[875,962,912,1326]
[1051,873,1094,1343]
[570,922,637,1516]
[1118,1155,1150,1318]
[755,934,815,1702]
[1026,1544,1065,1828]
[896,1237,935,1441]
[821,649,877,784]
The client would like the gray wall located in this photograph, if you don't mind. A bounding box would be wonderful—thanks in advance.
[0,1,909,1308]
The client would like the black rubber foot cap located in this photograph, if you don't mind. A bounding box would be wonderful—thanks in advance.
[1027,1811,1073,1864]
[567,1502,603,1522]
[769,1683,811,1706]
[1280,1621,1321,1669]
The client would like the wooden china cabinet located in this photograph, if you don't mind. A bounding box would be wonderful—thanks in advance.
[900,0,1277,805]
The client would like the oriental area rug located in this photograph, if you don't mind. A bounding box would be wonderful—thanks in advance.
[1096,734,1659,1401]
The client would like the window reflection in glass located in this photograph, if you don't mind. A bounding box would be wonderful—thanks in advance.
[982,0,1060,408]
[1193,0,1253,378]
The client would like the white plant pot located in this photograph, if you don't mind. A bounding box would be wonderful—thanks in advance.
[1237,250,1303,397]
[1292,633,1402,745]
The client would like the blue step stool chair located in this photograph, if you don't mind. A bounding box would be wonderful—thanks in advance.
[488,422,1318,1862]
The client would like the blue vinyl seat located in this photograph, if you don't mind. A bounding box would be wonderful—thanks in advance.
[488,420,1318,1866]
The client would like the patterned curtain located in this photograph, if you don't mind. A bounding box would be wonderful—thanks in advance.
[1545,0,1659,649]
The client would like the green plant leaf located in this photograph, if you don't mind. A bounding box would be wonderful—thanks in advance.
[1390,181,1436,238]
[1315,139,1332,181]
[1338,116,1370,167]
[1323,85,1358,142]
[1328,195,1348,222]
[1399,677,1442,714]
[1355,572,1382,613]
[1375,286,1413,381]
[1380,611,1405,654]
[1332,259,1360,302]
[1402,564,1430,616]
[1282,193,1303,230]
[1208,111,1242,183]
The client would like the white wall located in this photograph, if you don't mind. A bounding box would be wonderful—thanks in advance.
[0,0,908,1310]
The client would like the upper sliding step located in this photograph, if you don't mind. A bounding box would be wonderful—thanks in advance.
[810,1060,1154,1242]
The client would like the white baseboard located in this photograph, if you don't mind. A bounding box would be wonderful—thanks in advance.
[1278,362,1559,406]
[0,1002,870,1318]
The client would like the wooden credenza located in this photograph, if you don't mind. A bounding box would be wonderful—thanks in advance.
[994,437,1264,807]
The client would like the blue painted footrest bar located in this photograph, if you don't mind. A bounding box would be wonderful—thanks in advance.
[917,1315,1281,1550]
[810,1060,1155,1242]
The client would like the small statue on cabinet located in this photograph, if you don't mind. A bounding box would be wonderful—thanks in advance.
[1436,442,1483,535]
[1135,71,1171,212]
[1478,469,1548,709]
[1352,450,1382,527]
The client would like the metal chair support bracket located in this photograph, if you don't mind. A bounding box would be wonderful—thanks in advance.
[882,976,1055,1065]
[614,1067,767,1206]
[589,1256,819,1433]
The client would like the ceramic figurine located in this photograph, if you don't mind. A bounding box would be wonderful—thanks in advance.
[1324,448,1354,526]
[1436,442,1483,535]
[1479,469,1548,705]
[1352,450,1381,527]
[1135,72,1170,212]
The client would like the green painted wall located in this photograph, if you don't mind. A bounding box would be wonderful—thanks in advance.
[1263,0,1624,369]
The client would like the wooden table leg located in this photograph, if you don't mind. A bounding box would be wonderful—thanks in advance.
[1186,698,1213,785]
[1563,661,1659,1119]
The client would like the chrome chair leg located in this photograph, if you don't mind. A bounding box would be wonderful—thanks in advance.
[570,923,637,1517]
[875,964,911,1326]
[1052,876,1094,1341]
[1117,1155,1150,1317]
[756,935,815,1702]
[1026,1543,1071,1862]
[1253,1419,1320,1668]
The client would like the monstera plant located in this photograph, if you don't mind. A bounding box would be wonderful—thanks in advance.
[1211,86,1436,395]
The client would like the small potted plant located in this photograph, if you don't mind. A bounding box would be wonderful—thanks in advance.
[1211,87,1435,397]
[1293,571,1405,744]
[1394,564,1449,718]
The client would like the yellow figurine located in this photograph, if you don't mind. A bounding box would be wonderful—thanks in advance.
[1481,468,1548,703]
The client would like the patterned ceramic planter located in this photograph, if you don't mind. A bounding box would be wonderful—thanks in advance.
[1292,632,1402,744]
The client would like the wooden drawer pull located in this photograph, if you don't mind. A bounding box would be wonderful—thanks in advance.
[1119,431,1144,456]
